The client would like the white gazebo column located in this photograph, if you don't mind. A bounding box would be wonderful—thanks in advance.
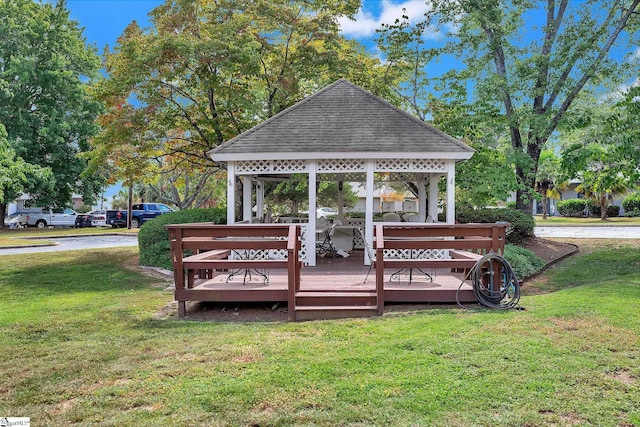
[364,160,375,265]
[418,175,427,221]
[256,179,264,222]
[242,176,252,222]
[446,161,456,224]
[227,162,236,225]
[307,161,317,266]
[429,174,439,222]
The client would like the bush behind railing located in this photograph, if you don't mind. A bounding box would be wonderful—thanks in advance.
[138,208,227,269]
[455,208,534,244]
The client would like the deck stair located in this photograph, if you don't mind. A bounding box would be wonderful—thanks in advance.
[293,289,379,321]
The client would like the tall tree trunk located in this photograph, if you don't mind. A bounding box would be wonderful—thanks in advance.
[0,203,6,228]
[600,195,608,221]
[127,182,133,229]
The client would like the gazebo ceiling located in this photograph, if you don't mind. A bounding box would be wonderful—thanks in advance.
[209,79,474,162]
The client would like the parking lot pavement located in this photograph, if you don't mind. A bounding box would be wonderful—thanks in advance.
[535,226,640,239]
[0,235,139,255]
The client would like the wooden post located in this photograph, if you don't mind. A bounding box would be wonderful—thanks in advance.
[287,225,298,321]
[375,224,385,315]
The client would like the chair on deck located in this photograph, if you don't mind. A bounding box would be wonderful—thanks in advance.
[357,228,376,283]
[317,222,339,258]
[382,212,402,222]
[403,213,421,222]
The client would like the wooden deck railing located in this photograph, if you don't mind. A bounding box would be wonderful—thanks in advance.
[374,223,509,306]
[166,223,302,319]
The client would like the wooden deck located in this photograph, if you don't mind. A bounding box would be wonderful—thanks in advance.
[179,250,477,307]
[167,223,509,320]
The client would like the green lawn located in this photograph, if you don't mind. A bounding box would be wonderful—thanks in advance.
[0,245,638,426]
[535,215,640,226]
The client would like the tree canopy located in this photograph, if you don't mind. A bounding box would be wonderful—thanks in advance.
[560,86,640,219]
[0,0,103,215]
[89,0,396,209]
[378,0,640,213]
[0,124,53,225]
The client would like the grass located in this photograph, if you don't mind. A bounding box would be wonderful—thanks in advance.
[535,215,640,226]
[0,245,639,426]
[0,227,138,248]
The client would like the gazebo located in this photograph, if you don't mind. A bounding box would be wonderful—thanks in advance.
[208,79,474,266]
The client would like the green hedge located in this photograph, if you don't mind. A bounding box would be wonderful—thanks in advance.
[138,208,227,270]
[623,209,640,217]
[622,192,640,213]
[503,244,545,279]
[607,205,620,217]
[585,201,620,218]
[557,199,587,217]
[455,208,534,244]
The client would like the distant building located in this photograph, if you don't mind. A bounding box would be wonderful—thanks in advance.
[350,182,417,214]
[8,194,84,215]
[509,179,632,216]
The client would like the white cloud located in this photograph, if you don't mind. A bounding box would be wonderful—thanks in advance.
[606,77,640,102]
[338,0,433,38]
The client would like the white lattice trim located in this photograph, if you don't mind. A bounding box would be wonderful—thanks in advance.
[376,158,447,172]
[383,249,447,259]
[318,158,366,172]
[236,160,272,173]
[273,159,307,172]
[235,160,308,174]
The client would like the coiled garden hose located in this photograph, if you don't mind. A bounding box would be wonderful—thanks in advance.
[456,252,522,310]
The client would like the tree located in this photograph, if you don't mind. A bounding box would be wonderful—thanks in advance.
[378,0,640,213]
[560,87,640,220]
[141,168,227,210]
[564,144,633,220]
[0,0,103,215]
[89,0,394,207]
[535,150,562,219]
[0,125,53,226]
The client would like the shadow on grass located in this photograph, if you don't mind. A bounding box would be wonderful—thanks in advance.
[0,248,154,296]
[525,245,640,294]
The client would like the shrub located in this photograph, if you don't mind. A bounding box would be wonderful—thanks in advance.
[506,201,517,210]
[557,199,588,217]
[138,208,226,269]
[586,200,600,217]
[585,202,620,218]
[346,211,366,218]
[607,205,620,217]
[455,208,534,244]
[503,244,545,279]
[622,192,640,213]
[623,209,640,217]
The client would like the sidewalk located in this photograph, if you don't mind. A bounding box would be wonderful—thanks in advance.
[535,226,640,238]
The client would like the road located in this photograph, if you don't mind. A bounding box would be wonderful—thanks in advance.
[0,234,139,256]
[534,226,640,238]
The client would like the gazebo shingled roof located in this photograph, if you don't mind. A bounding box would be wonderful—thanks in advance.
[208,78,474,267]
[208,78,473,159]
